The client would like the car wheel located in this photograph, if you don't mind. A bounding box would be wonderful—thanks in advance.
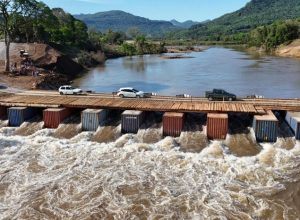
[60,92,63,95]
[228,97,233,101]
[208,97,213,101]
[119,94,124,98]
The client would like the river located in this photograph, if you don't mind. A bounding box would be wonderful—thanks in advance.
[1,47,300,219]
[73,47,300,98]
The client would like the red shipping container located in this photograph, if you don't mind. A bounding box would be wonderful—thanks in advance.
[43,108,71,128]
[207,113,228,140]
[163,112,184,137]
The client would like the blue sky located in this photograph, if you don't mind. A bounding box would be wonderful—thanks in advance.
[41,0,250,22]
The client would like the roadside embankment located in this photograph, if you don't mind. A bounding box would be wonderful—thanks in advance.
[0,42,84,75]
[0,42,86,90]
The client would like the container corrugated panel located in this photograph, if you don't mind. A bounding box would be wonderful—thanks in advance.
[253,111,278,142]
[8,107,36,127]
[163,112,184,137]
[43,108,71,128]
[285,111,300,140]
[81,109,108,131]
[207,113,228,140]
[121,110,145,134]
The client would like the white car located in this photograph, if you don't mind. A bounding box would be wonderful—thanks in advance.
[117,87,145,98]
[59,85,82,95]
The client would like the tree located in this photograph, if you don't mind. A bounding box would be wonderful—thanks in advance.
[0,0,40,72]
[135,34,146,54]
[121,42,136,56]
[127,27,141,39]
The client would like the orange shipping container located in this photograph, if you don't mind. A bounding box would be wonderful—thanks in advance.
[43,108,71,128]
[207,113,228,140]
[163,112,184,137]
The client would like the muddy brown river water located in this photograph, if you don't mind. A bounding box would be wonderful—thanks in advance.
[0,116,299,219]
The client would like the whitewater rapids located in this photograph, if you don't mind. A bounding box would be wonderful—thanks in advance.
[0,122,299,219]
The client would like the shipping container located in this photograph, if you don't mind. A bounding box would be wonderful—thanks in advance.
[0,106,7,119]
[8,107,36,126]
[81,109,108,131]
[163,112,184,137]
[253,111,278,142]
[207,113,228,140]
[43,108,71,128]
[121,110,145,134]
[285,111,300,140]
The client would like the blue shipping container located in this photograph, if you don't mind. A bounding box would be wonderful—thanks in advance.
[285,112,300,140]
[8,107,36,127]
[81,109,108,131]
[253,111,278,142]
[121,110,145,134]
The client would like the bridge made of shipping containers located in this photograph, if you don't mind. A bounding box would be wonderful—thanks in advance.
[0,92,300,142]
[1,93,300,113]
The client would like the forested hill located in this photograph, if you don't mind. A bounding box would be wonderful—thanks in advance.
[74,10,179,37]
[188,0,300,40]
[170,20,200,28]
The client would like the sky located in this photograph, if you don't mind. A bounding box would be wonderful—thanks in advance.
[41,0,251,22]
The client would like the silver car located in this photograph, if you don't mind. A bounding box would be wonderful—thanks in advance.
[117,87,145,98]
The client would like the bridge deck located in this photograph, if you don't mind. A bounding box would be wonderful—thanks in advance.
[0,93,299,114]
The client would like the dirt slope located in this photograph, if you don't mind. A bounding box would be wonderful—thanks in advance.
[0,42,83,75]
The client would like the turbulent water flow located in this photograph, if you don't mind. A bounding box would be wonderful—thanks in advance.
[0,118,300,219]
[53,115,82,139]
[14,116,44,136]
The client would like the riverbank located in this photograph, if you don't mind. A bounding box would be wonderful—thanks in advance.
[275,39,300,58]
[244,39,300,59]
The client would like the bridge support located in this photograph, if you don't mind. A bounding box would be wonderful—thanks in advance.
[0,106,7,119]
[285,111,300,140]
[207,113,228,140]
[163,112,184,137]
[43,108,72,128]
[121,110,145,134]
[8,107,36,126]
[253,110,278,142]
[81,109,108,131]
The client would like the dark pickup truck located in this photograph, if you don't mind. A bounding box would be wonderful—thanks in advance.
[205,89,237,101]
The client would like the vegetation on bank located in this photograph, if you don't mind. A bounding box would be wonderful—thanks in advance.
[87,29,166,57]
[225,19,300,51]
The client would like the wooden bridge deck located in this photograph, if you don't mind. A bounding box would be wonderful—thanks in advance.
[0,93,299,114]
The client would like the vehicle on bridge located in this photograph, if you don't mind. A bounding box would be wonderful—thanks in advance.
[59,85,82,95]
[117,87,147,98]
[205,89,237,101]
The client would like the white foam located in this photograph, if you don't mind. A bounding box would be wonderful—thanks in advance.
[0,127,299,219]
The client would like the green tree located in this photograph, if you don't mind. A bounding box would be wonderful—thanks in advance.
[135,34,146,54]
[0,0,41,71]
[121,42,136,56]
